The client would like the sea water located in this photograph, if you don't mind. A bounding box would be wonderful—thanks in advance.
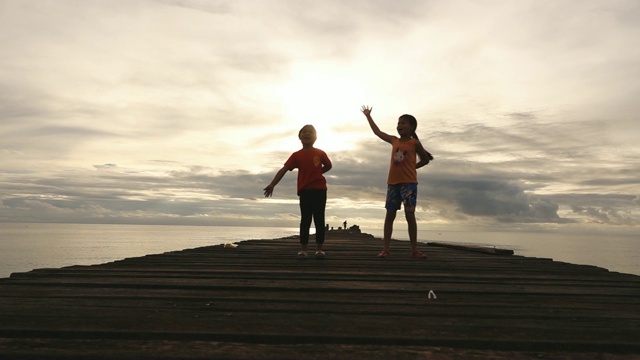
[0,223,298,278]
[0,223,638,278]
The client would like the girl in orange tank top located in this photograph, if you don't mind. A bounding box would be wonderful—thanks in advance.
[361,105,434,259]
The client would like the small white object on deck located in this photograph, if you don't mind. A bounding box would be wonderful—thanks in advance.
[428,290,437,300]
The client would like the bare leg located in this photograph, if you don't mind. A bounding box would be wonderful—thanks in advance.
[405,211,418,251]
[383,210,397,251]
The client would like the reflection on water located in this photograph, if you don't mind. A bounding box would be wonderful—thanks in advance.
[369,228,639,276]
[0,223,298,278]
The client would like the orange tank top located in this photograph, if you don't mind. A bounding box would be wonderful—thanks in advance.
[387,138,417,184]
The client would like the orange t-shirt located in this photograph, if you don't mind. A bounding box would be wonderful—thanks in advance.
[285,148,331,195]
[387,138,417,184]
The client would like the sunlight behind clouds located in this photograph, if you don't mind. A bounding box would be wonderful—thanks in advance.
[278,63,367,152]
[1,0,639,232]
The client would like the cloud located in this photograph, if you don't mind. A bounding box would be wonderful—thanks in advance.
[426,176,567,224]
[1,125,635,229]
[154,0,230,15]
[0,0,639,233]
[571,204,638,226]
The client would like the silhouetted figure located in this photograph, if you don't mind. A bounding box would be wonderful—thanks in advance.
[361,105,433,259]
[264,125,332,259]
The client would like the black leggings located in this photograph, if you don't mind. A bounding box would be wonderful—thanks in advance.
[299,189,327,246]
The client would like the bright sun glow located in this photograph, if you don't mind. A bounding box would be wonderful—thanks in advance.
[279,66,367,152]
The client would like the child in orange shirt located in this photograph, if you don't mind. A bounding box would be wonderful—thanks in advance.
[361,105,433,259]
[264,125,332,259]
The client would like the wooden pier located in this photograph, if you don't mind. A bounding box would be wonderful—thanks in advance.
[0,232,638,359]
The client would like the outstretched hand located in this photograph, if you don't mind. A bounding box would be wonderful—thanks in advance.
[360,105,372,116]
[263,185,274,197]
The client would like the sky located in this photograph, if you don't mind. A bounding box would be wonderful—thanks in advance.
[1,0,639,236]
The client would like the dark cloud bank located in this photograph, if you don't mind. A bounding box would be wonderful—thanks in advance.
[2,129,638,230]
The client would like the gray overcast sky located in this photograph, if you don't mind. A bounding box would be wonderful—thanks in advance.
[1,0,639,235]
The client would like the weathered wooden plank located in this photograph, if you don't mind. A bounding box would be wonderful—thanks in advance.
[0,235,638,359]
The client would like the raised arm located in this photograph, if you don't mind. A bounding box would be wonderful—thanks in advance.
[415,139,434,169]
[263,165,290,197]
[361,105,395,144]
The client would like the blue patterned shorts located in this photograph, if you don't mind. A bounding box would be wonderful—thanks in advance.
[385,183,418,212]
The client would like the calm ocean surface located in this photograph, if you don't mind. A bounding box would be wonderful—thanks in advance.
[0,223,638,278]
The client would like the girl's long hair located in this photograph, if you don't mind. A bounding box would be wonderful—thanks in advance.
[399,114,418,140]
